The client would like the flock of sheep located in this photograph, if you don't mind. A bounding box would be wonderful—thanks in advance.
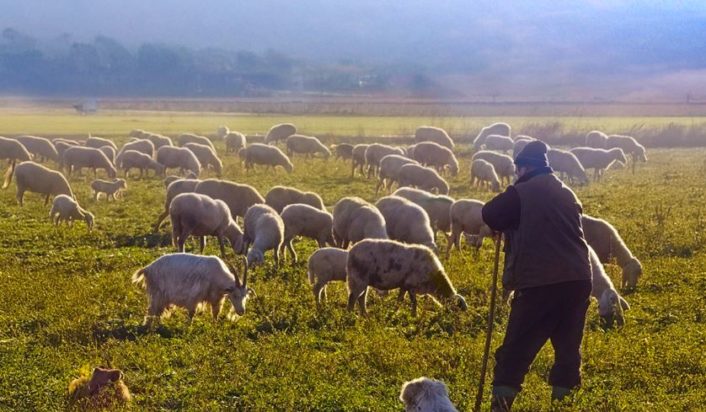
[0,121,646,407]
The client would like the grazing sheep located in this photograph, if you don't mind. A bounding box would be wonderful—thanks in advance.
[184,142,223,176]
[85,135,117,151]
[118,150,166,178]
[49,194,94,230]
[15,135,58,162]
[412,141,459,176]
[68,367,131,408]
[98,145,116,164]
[585,130,609,148]
[470,159,501,192]
[446,199,493,258]
[177,133,215,150]
[331,143,354,161]
[346,239,467,315]
[163,172,197,188]
[216,126,230,139]
[91,178,127,201]
[473,122,511,148]
[364,143,405,178]
[132,253,254,326]
[225,131,247,154]
[512,137,535,160]
[483,134,515,152]
[332,197,388,248]
[144,132,173,149]
[285,134,331,158]
[548,148,589,185]
[129,129,145,138]
[588,245,630,328]
[265,185,325,213]
[376,154,419,194]
[3,161,73,206]
[243,204,285,267]
[280,203,335,263]
[400,377,457,412]
[396,163,450,195]
[405,144,417,159]
[606,134,647,173]
[414,126,455,149]
[351,144,370,177]
[264,123,297,145]
[392,187,454,238]
[156,146,201,177]
[239,143,293,173]
[54,140,80,162]
[570,147,627,181]
[375,195,437,251]
[118,138,154,158]
[307,247,348,305]
[154,178,201,230]
[195,179,265,219]
[0,136,33,163]
[169,192,244,257]
[471,151,515,185]
[581,214,643,289]
[63,146,117,178]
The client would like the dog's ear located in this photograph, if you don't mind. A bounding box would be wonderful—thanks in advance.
[400,380,423,405]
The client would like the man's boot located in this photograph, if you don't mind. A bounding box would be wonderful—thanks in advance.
[491,386,517,411]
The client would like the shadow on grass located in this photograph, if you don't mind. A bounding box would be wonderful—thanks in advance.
[92,320,176,343]
[110,232,172,248]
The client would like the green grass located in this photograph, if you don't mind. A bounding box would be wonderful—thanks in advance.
[0,119,704,410]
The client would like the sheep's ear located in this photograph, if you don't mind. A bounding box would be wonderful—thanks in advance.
[619,296,630,310]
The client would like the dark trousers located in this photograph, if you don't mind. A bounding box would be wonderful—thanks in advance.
[493,280,592,392]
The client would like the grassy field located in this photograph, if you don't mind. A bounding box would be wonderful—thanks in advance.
[0,114,705,410]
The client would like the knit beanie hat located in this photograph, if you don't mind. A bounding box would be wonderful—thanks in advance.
[515,140,549,168]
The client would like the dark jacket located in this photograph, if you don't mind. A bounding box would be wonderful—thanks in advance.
[482,167,591,290]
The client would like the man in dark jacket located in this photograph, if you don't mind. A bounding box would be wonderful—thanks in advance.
[481,140,592,411]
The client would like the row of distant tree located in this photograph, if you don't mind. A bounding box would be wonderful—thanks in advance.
[0,28,440,97]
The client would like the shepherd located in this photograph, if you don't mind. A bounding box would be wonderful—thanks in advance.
[481,140,592,411]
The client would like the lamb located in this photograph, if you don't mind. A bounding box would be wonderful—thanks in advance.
[117,138,154,158]
[346,239,468,315]
[392,187,454,238]
[225,131,247,154]
[184,142,223,176]
[570,147,627,181]
[548,148,589,185]
[117,150,166,178]
[144,132,173,149]
[581,214,643,289]
[483,134,515,152]
[307,247,349,305]
[91,178,127,201]
[446,199,494,258]
[414,126,455,149]
[62,146,117,178]
[153,178,201,230]
[331,143,354,161]
[351,144,370,177]
[3,161,73,206]
[132,253,253,326]
[332,197,388,248]
[606,134,647,173]
[216,126,230,139]
[163,172,197,188]
[239,143,293,173]
[49,194,94,230]
[588,245,630,328]
[85,135,117,151]
[68,367,131,408]
[15,135,58,162]
[0,136,33,163]
[177,133,215,150]
[400,377,457,412]
[98,145,116,164]
[280,203,335,263]
[412,141,459,176]
[512,137,535,160]
[169,192,245,257]
[471,151,515,185]
[375,154,419,194]
[472,122,511,148]
[396,163,450,195]
[364,143,405,178]
[264,123,297,145]
[285,134,331,158]
[194,179,265,219]
[470,159,501,192]
[375,196,437,251]
[156,146,201,177]
[243,204,284,267]
[585,130,608,148]
[265,185,325,213]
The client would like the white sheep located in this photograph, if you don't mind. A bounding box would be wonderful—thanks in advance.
[264,123,297,145]
[396,163,450,195]
[243,204,285,267]
[581,214,643,289]
[445,199,493,258]
[570,147,627,181]
[264,185,325,213]
[375,154,419,195]
[169,192,245,257]
[163,172,197,188]
[375,195,437,251]
[364,143,405,178]
[53,140,79,160]
[280,203,335,263]
[3,161,73,206]
[548,148,589,185]
[184,142,223,177]
[400,377,458,412]
[98,146,116,165]
[483,134,515,152]
[285,134,331,158]
[470,159,501,192]
[144,133,173,149]
[117,139,154,158]
[332,197,388,248]
[49,194,94,231]
[307,247,348,306]
[239,143,293,173]
[156,146,201,177]
[154,178,201,230]
[132,254,253,326]
[331,143,354,161]
[472,122,511,148]
[129,129,145,138]
[117,150,166,179]
[471,151,515,185]
[63,146,117,179]
[585,130,608,148]
[392,187,454,239]
[194,179,265,219]
[588,245,630,327]
[414,126,455,149]
[177,133,215,150]
[15,135,58,162]
[606,134,647,173]
[91,178,127,201]
[412,141,459,176]
[216,126,230,139]
[225,132,247,154]
[351,144,370,177]
[512,137,535,160]
[347,239,467,315]
[85,135,117,151]
[0,136,33,163]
